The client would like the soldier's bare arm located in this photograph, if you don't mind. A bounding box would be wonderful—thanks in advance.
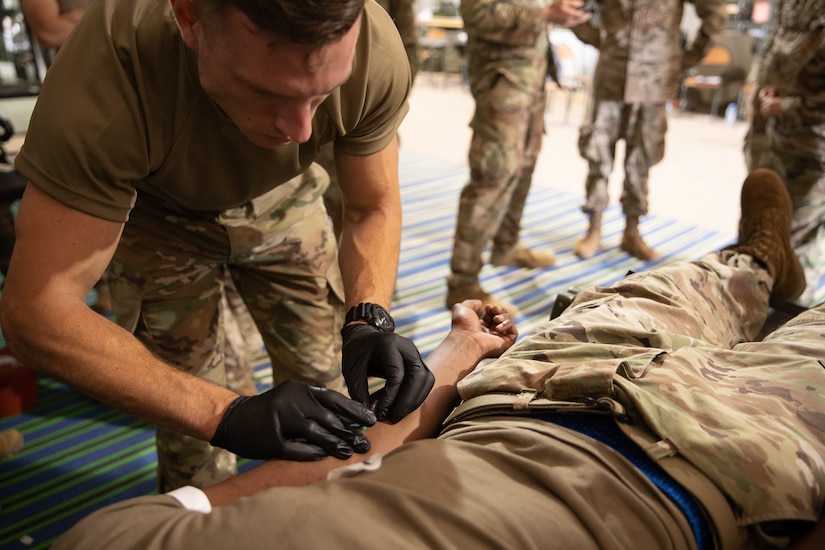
[0,185,239,442]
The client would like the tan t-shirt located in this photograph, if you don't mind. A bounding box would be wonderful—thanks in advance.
[16,0,410,222]
[57,0,93,14]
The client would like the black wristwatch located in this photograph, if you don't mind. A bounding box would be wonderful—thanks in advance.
[344,302,395,333]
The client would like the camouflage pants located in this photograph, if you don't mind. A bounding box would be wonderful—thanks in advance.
[578,101,667,217]
[742,105,768,173]
[450,76,545,281]
[745,117,825,306]
[107,164,346,491]
[459,250,774,400]
[223,275,264,396]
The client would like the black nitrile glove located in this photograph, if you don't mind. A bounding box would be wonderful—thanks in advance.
[341,324,435,423]
[210,380,376,460]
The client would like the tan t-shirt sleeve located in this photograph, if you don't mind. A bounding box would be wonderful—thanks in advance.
[15,0,169,223]
[326,0,411,157]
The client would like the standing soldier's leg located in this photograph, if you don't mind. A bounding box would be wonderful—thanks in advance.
[743,99,769,171]
[755,123,825,306]
[574,100,622,259]
[446,77,533,310]
[620,103,666,261]
[490,84,556,268]
[772,154,825,306]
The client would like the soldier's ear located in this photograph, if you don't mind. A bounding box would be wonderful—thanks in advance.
[170,0,202,51]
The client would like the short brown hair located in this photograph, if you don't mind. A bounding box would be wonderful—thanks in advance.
[195,0,366,45]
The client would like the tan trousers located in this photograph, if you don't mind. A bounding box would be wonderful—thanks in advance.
[54,418,702,550]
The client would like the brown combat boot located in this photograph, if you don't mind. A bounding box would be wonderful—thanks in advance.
[573,212,602,259]
[620,216,659,261]
[490,244,556,268]
[733,168,805,301]
[445,276,518,315]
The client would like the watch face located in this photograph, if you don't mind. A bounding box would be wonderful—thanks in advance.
[372,312,394,332]
[346,303,395,332]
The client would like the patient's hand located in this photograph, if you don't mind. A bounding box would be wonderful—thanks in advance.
[450,300,518,358]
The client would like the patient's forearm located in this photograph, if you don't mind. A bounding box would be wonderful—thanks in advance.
[203,330,483,506]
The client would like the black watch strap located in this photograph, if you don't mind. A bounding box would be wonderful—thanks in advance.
[345,302,395,333]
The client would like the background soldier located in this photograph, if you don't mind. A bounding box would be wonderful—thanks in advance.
[743,0,825,306]
[571,0,727,261]
[445,0,591,312]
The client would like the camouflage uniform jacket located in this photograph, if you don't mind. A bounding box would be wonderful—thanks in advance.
[460,0,551,98]
[752,0,825,144]
[572,0,726,103]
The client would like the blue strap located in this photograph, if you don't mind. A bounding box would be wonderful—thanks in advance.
[536,412,712,550]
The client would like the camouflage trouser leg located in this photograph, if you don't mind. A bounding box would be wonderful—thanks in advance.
[108,164,344,491]
[620,103,666,217]
[492,85,546,251]
[578,102,666,217]
[565,251,771,346]
[756,134,825,305]
[451,76,540,281]
[113,263,261,398]
[788,169,825,307]
[462,251,773,395]
[578,100,622,215]
[223,167,345,390]
[223,274,263,396]
[743,106,768,171]
[793,223,825,306]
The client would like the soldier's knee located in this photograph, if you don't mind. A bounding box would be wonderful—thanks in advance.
[469,140,519,185]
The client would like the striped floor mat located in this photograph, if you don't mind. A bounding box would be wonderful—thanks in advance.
[1,151,743,548]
